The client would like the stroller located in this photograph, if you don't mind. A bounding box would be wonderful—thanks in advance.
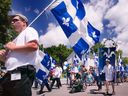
[69,73,84,93]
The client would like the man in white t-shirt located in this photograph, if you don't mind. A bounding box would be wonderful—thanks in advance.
[50,64,61,89]
[103,59,115,95]
[0,14,39,96]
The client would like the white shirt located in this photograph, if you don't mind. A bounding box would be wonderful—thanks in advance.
[53,66,60,78]
[71,66,78,73]
[58,66,62,78]
[103,64,114,81]
[5,27,39,71]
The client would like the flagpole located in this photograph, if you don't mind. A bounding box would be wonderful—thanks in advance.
[28,0,56,27]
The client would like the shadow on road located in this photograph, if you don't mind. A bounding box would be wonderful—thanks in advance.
[90,89,113,96]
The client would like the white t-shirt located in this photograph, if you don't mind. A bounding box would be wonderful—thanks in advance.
[103,64,114,81]
[58,67,62,78]
[72,66,79,73]
[5,27,39,71]
[53,67,60,78]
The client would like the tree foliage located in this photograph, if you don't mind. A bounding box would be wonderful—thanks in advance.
[122,57,128,66]
[43,44,72,66]
[0,0,11,45]
[91,42,104,54]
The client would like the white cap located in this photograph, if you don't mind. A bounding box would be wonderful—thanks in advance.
[13,14,28,23]
[105,59,110,62]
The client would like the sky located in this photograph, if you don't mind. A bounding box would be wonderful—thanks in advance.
[9,0,128,57]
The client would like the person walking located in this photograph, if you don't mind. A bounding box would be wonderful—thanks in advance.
[37,75,51,94]
[102,59,115,95]
[50,64,60,89]
[0,14,39,96]
[66,66,71,85]
[115,63,121,85]
[91,66,102,91]
[58,65,63,87]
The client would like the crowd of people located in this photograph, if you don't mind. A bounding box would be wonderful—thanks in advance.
[32,58,128,95]
[65,59,128,95]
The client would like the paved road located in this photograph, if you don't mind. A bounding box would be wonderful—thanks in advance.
[32,79,128,96]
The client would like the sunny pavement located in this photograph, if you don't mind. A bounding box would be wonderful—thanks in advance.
[32,78,128,96]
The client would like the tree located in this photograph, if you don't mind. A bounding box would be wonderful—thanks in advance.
[39,44,44,51]
[91,42,104,54]
[44,44,73,66]
[116,49,123,61]
[122,57,128,66]
[0,0,11,45]
[0,0,11,65]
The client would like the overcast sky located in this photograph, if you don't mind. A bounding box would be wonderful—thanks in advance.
[10,0,128,57]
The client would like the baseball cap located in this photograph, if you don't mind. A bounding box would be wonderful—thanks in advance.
[12,14,28,23]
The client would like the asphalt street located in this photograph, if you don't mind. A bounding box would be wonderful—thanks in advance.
[32,78,128,96]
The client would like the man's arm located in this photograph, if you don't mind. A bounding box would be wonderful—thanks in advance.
[4,40,39,52]
[0,49,7,62]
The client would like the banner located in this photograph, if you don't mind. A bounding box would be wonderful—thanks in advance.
[99,47,116,72]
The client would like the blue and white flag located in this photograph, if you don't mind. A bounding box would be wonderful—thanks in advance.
[41,53,51,70]
[93,53,99,67]
[118,54,122,66]
[99,47,116,72]
[35,51,54,81]
[50,0,100,58]
[82,51,89,66]
[35,51,49,81]
[73,54,80,66]
[50,57,56,68]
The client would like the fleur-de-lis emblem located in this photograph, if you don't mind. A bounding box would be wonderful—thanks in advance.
[81,49,87,55]
[103,48,115,58]
[92,32,97,38]
[62,17,70,26]
[47,60,51,68]
[42,74,47,79]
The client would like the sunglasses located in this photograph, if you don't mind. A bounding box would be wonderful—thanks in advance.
[11,19,20,24]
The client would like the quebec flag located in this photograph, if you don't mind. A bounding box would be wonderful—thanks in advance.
[50,0,100,58]
[73,54,80,66]
[99,47,116,72]
[35,51,51,81]
[82,51,89,66]
[41,53,51,70]
[51,58,56,68]
[118,54,122,66]
[93,53,99,67]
